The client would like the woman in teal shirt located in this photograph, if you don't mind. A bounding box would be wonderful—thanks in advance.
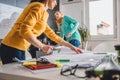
[54,11,81,47]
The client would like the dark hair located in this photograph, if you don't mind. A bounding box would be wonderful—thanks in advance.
[30,0,45,3]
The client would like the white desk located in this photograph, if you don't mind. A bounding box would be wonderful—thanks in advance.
[0,48,108,80]
[0,63,87,80]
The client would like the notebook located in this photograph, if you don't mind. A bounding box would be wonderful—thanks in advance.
[24,61,57,70]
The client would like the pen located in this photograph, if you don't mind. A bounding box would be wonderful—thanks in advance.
[55,59,70,62]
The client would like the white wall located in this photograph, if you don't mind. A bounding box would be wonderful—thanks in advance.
[60,1,84,27]
[117,0,120,42]
[0,3,23,39]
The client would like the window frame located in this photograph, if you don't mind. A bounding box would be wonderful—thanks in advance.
[85,0,117,40]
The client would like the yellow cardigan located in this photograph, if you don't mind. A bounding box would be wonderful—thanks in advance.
[1,2,62,51]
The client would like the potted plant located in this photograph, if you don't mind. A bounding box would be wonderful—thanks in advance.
[78,24,90,50]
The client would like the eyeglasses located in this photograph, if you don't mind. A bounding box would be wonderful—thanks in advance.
[60,64,86,78]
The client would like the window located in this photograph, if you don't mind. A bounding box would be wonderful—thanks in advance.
[88,0,117,40]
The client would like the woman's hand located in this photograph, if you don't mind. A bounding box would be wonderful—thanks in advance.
[26,36,53,54]
[67,32,72,38]
[41,45,53,54]
[70,46,83,54]
[60,40,83,54]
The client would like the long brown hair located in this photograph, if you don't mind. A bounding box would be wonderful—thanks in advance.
[54,11,64,30]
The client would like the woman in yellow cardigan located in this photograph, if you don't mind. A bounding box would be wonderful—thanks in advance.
[0,0,82,64]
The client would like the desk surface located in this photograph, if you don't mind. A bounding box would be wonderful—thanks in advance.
[0,63,89,80]
[0,47,110,80]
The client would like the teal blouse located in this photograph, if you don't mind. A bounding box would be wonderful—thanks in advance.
[60,16,81,42]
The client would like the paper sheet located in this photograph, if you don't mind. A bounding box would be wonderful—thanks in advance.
[22,52,107,74]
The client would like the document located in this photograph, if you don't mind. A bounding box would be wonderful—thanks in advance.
[23,52,106,74]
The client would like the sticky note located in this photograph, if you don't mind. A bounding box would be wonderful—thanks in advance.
[23,61,36,66]
[54,62,62,68]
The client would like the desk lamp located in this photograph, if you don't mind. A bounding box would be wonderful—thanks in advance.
[85,54,120,80]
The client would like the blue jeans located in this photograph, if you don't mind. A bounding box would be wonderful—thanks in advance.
[69,40,80,47]
[0,44,25,64]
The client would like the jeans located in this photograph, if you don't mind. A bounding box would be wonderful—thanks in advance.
[0,44,25,64]
[28,45,39,58]
[69,40,80,47]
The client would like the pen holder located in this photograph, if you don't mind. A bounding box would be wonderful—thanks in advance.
[114,44,120,62]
